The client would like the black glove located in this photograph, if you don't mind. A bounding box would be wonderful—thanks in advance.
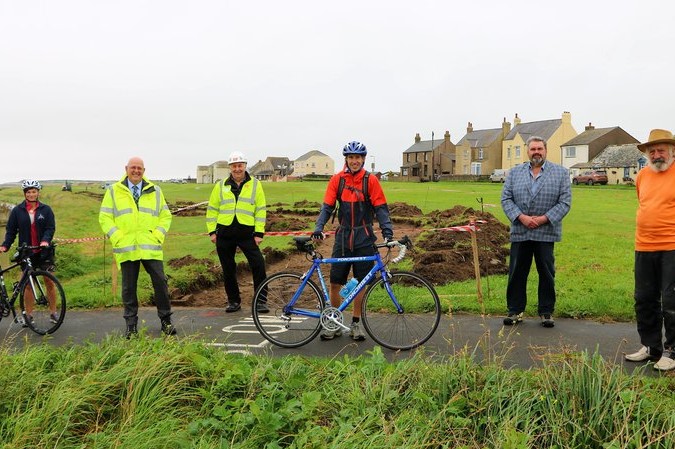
[311,231,324,240]
[383,233,394,243]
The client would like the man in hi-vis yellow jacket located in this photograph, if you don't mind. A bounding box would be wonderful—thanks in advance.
[99,156,176,338]
[206,151,267,313]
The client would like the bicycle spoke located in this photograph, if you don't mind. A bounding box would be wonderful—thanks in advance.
[252,272,323,348]
[362,271,441,350]
[20,270,66,335]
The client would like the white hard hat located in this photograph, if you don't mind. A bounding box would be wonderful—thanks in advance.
[228,151,247,165]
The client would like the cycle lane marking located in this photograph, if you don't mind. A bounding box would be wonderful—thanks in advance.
[207,316,310,355]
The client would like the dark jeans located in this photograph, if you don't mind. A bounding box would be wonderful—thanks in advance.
[634,250,675,357]
[216,236,267,305]
[120,259,172,326]
[506,241,556,315]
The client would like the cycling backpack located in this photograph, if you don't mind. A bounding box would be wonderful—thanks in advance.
[331,172,371,223]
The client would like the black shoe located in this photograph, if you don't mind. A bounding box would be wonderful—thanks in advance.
[125,324,138,339]
[540,314,555,328]
[161,320,177,336]
[256,302,269,313]
[503,313,523,326]
[225,303,241,313]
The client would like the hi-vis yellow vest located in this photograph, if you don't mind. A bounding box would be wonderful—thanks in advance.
[206,177,266,234]
[99,176,172,266]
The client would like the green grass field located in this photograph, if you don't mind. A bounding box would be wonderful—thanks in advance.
[0,180,639,320]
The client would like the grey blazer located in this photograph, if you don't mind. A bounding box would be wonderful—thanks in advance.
[501,161,572,242]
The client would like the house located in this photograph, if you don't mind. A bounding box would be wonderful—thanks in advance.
[292,150,335,178]
[196,161,230,184]
[400,131,455,181]
[501,112,577,169]
[571,144,646,185]
[249,157,292,181]
[455,119,511,175]
[561,124,639,175]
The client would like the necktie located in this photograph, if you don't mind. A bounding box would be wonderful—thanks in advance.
[132,185,140,204]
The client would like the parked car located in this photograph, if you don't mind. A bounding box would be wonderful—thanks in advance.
[572,170,608,185]
[489,169,507,183]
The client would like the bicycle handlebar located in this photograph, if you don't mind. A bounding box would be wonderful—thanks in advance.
[376,235,411,264]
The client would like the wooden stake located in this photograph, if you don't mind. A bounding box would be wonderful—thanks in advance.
[469,217,484,315]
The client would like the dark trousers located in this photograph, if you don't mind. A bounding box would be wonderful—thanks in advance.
[120,259,172,326]
[506,241,556,315]
[634,250,675,356]
[215,236,267,305]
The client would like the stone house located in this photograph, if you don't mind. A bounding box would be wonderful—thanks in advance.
[571,144,646,185]
[400,131,455,181]
[249,157,292,181]
[292,150,334,178]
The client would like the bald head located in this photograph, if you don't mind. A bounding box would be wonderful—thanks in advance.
[126,157,146,184]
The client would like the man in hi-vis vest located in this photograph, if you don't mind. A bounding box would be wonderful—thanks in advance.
[206,151,267,313]
[99,156,175,338]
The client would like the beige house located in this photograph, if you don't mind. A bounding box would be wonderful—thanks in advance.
[400,131,455,181]
[455,119,511,175]
[196,161,230,184]
[501,112,577,169]
[292,150,334,178]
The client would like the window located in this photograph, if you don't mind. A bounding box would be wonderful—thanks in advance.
[507,147,511,159]
[515,146,521,158]
[311,162,315,168]
[478,148,484,160]
[424,153,428,162]
[402,168,408,176]
[471,162,482,175]
[406,154,410,162]
[565,146,576,158]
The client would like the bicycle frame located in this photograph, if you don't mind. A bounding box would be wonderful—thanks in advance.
[0,256,35,319]
[284,250,401,325]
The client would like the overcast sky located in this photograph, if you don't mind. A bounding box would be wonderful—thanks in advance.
[1,0,673,183]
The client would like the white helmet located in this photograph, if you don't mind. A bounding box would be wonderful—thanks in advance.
[21,179,42,191]
[228,151,247,165]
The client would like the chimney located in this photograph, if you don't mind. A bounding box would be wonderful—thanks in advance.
[585,122,595,131]
[467,121,473,133]
[414,133,421,143]
[502,117,511,135]
[514,113,521,126]
[444,130,450,143]
[562,111,572,123]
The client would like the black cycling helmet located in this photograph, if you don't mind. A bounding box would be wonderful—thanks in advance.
[342,141,367,156]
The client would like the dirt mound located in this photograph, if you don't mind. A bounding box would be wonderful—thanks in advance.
[294,200,321,208]
[389,202,423,217]
[168,202,511,307]
[172,201,207,216]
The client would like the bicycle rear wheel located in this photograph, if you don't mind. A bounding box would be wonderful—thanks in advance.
[362,271,441,350]
[252,272,324,348]
[20,270,66,335]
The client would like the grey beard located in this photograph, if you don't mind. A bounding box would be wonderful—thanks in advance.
[648,158,673,172]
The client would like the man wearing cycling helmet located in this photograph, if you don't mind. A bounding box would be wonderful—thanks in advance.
[0,180,58,325]
[312,141,394,341]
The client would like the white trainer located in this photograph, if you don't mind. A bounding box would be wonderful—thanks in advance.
[653,354,675,371]
[624,346,653,362]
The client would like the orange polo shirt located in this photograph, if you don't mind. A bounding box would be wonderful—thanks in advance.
[635,164,675,251]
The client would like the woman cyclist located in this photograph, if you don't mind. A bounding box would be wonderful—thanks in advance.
[0,180,58,325]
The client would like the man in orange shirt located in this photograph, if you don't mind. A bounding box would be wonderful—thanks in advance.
[625,129,675,371]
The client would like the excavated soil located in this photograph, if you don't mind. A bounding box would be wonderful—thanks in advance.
[168,202,511,308]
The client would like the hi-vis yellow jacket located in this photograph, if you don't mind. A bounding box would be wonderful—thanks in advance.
[99,176,172,266]
[206,176,266,235]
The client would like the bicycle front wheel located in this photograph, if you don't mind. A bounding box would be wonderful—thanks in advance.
[362,271,441,350]
[20,270,67,335]
[252,272,324,348]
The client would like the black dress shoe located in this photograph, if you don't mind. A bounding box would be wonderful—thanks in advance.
[161,320,177,336]
[256,302,269,313]
[225,303,241,313]
[125,324,138,339]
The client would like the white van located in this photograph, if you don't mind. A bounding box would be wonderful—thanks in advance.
[489,169,507,183]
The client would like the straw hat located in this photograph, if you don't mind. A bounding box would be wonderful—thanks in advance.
[637,129,675,151]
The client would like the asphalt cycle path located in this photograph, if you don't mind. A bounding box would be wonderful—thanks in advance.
[0,306,660,375]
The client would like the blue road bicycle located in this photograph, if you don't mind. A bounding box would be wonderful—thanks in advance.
[252,236,441,350]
